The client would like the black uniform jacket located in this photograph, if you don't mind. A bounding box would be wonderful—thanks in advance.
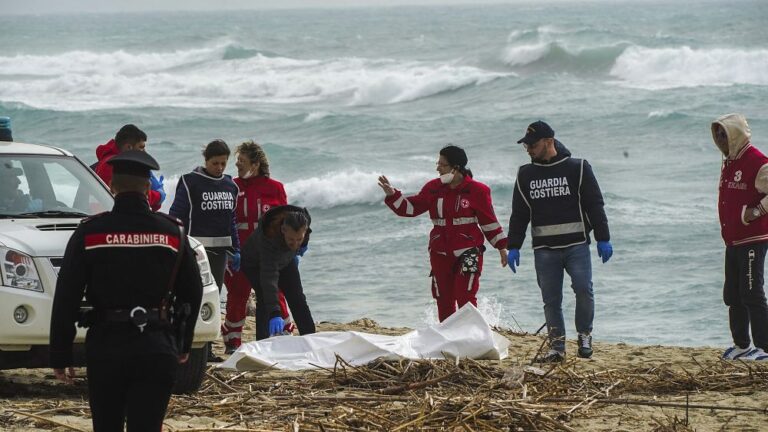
[508,140,610,250]
[49,192,203,369]
[241,205,311,319]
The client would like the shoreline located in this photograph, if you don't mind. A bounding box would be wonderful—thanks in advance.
[1,317,767,431]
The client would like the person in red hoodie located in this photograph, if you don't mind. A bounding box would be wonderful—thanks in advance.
[714,113,768,362]
[94,124,165,211]
[378,145,508,322]
[221,140,298,353]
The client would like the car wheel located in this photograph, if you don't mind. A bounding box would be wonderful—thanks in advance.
[172,343,208,394]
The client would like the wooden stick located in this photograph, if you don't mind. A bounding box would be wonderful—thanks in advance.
[9,410,89,432]
[543,397,768,414]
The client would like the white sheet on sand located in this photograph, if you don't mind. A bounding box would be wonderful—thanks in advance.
[218,304,510,371]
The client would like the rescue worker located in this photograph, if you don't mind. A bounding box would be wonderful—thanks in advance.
[241,205,316,340]
[93,124,166,211]
[506,120,612,362]
[222,140,296,353]
[169,139,239,361]
[378,145,508,322]
[49,150,203,432]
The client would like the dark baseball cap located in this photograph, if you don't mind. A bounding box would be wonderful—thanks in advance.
[107,150,159,178]
[517,120,555,145]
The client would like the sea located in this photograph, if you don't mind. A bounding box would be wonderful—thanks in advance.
[2,0,767,348]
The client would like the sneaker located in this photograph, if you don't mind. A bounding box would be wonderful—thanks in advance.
[224,343,239,355]
[722,345,753,360]
[741,348,768,361]
[535,349,565,363]
[577,333,593,359]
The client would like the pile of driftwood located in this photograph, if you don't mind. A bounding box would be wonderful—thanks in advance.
[2,337,768,431]
[159,355,766,432]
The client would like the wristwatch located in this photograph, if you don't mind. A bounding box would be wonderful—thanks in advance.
[752,208,761,218]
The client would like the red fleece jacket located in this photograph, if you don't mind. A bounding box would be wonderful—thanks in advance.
[94,139,162,211]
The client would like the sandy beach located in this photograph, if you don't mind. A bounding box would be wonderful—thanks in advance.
[1,316,766,431]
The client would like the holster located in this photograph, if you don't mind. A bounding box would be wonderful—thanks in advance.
[172,303,192,353]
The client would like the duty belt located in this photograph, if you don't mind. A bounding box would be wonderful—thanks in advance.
[97,307,167,333]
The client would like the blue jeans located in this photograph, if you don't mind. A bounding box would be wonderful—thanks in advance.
[534,243,594,353]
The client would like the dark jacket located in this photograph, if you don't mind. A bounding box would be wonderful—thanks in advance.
[241,205,310,318]
[49,192,203,368]
[169,166,240,251]
[507,140,610,250]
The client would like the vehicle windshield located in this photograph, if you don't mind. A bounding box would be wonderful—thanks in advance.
[0,155,113,218]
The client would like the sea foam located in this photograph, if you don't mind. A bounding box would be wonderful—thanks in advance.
[0,44,508,110]
[610,46,768,89]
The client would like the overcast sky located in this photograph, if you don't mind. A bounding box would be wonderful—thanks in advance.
[6,0,485,15]
[4,0,613,15]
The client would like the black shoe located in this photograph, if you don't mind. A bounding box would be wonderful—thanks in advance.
[224,344,238,355]
[535,349,565,363]
[207,346,224,363]
[577,333,593,359]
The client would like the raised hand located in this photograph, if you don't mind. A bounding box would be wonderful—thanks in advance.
[377,175,395,197]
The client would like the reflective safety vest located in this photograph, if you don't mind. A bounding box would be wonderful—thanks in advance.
[171,168,239,249]
[515,157,588,249]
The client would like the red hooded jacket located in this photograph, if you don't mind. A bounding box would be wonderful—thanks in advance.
[94,139,162,211]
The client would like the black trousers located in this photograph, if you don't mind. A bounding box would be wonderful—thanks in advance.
[724,243,768,351]
[255,258,316,340]
[86,352,178,432]
[206,246,229,293]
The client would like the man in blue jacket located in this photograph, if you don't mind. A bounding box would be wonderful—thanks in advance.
[506,121,613,362]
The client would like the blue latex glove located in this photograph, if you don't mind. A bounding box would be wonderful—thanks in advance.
[294,245,308,266]
[268,316,285,336]
[507,249,520,273]
[150,172,166,204]
[229,251,241,272]
[597,241,613,263]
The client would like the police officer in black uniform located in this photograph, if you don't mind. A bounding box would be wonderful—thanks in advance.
[49,150,203,432]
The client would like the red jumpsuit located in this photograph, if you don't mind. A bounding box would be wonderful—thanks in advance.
[221,175,292,348]
[385,176,506,322]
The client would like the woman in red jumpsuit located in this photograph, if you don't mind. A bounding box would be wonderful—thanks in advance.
[222,140,292,353]
[378,145,508,322]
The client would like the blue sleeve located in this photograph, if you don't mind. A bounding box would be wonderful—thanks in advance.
[168,175,191,229]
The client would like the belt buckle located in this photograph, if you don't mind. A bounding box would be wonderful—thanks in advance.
[129,306,148,333]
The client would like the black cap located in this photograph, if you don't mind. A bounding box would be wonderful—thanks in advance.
[517,120,554,145]
[106,150,159,178]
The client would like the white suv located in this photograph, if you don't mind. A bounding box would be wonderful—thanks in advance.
[0,141,221,393]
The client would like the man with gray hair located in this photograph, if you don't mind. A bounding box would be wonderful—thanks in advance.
[241,205,316,340]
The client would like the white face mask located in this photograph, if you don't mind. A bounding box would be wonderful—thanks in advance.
[439,171,455,184]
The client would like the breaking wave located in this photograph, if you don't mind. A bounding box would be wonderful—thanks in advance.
[0,42,509,110]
